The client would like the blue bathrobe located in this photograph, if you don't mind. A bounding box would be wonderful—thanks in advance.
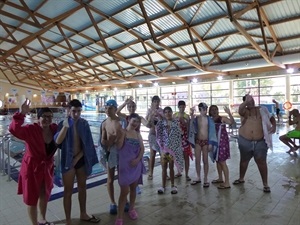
[55,118,98,175]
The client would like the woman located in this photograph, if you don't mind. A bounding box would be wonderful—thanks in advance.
[115,113,146,225]
[208,105,235,189]
[9,99,58,225]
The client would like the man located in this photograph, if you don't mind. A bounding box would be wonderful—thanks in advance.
[55,99,100,224]
[99,99,128,215]
[272,99,280,123]
[233,95,276,193]
[279,109,300,153]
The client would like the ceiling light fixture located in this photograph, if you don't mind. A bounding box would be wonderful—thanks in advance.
[139,84,143,88]
[192,78,198,83]
[217,76,223,81]
[153,82,159,87]
[286,68,294,74]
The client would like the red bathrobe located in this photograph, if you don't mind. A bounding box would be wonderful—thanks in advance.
[9,113,58,206]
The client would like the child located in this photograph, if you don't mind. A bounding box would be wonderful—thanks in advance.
[114,113,146,225]
[99,99,127,214]
[55,99,99,225]
[156,107,184,194]
[146,96,164,180]
[173,100,193,181]
[190,103,218,188]
[209,105,235,189]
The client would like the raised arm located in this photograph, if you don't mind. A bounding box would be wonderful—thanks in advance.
[55,117,70,145]
[116,98,132,118]
[222,106,235,125]
[9,99,31,140]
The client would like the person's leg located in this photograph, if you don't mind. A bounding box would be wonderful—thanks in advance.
[107,166,116,205]
[236,136,253,182]
[76,166,92,220]
[194,144,201,182]
[169,159,175,187]
[184,151,190,178]
[279,134,294,149]
[129,182,138,211]
[148,149,157,179]
[202,145,209,184]
[38,182,48,223]
[116,185,129,220]
[27,205,38,225]
[253,140,269,189]
[219,161,230,187]
[62,169,76,225]
[216,162,223,181]
[161,159,168,189]
[254,156,268,187]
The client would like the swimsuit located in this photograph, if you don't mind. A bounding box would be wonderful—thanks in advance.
[195,139,208,147]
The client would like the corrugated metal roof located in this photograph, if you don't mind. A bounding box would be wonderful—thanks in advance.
[0,0,299,91]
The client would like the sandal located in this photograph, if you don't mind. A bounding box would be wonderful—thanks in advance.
[171,186,178,194]
[203,182,210,188]
[190,180,201,185]
[211,179,224,184]
[148,174,153,180]
[175,174,182,178]
[128,209,138,220]
[217,185,231,189]
[114,219,123,225]
[186,176,191,181]
[38,222,54,225]
[157,187,165,194]
[263,186,271,193]
[233,179,245,185]
[80,215,101,223]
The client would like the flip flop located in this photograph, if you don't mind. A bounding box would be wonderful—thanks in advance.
[80,215,101,223]
[175,174,182,178]
[190,180,201,185]
[263,186,271,193]
[38,222,54,225]
[218,185,231,189]
[211,179,224,184]
[233,179,245,185]
[203,182,210,188]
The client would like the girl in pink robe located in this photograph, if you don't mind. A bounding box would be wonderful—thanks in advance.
[9,99,57,225]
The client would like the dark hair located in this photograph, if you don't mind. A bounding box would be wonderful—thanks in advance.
[163,106,172,113]
[198,102,208,110]
[129,113,141,121]
[37,107,53,119]
[208,105,218,116]
[152,95,160,103]
[68,99,82,108]
[178,100,186,107]
[128,101,136,106]
[242,95,246,102]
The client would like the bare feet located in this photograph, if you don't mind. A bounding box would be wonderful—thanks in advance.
[286,147,297,154]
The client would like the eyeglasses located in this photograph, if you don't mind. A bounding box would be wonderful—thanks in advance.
[41,115,53,119]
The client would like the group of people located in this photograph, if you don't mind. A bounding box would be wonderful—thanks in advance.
[12,93,297,225]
